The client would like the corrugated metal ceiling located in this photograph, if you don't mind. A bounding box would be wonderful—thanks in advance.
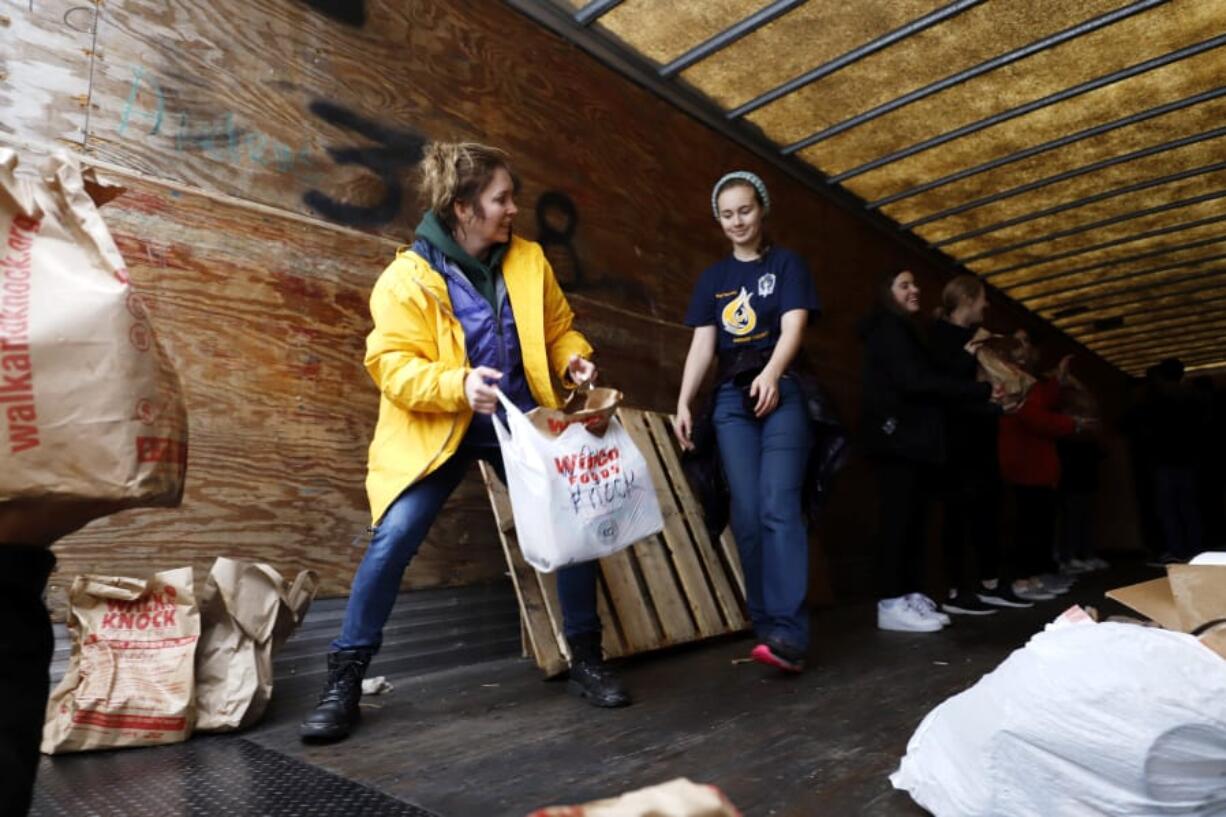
[514,0,1226,375]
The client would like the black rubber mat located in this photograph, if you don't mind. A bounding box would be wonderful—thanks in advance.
[31,737,441,817]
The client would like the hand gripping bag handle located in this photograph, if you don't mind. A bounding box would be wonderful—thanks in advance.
[490,388,549,480]
[491,386,526,443]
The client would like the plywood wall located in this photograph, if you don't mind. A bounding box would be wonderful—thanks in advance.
[1,0,1136,604]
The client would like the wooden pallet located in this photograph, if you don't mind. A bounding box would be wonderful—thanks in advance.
[479,408,750,676]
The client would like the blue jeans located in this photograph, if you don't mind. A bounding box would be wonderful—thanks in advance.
[713,377,812,651]
[333,441,601,652]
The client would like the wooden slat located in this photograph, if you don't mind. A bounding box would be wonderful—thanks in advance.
[595,578,628,659]
[478,464,568,676]
[627,533,698,645]
[619,410,724,636]
[642,411,749,629]
[484,466,517,534]
[720,529,746,599]
[533,569,571,663]
[597,548,664,654]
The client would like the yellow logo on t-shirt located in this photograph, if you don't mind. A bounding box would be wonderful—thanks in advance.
[721,287,757,336]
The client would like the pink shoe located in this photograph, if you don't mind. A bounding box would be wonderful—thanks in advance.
[750,642,805,673]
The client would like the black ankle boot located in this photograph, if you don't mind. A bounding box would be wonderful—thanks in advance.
[566,633,630,708]
[299,648,373,742]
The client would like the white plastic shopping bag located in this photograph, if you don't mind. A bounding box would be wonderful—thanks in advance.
[492,390,664,572]
[890,619,1226,816]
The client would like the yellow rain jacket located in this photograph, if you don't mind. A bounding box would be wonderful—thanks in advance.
[363,235,593,524]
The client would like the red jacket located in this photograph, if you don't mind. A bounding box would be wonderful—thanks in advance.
[998,378,1076,487]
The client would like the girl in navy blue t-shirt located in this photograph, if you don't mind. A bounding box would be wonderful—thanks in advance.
[673,171,821,673]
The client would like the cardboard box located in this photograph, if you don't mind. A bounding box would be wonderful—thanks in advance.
[1106,552,1226,660]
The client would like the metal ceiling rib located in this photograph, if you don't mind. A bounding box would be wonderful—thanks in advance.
[930,156,1226,248]
[1000,234,1226,292]
[574,0,623,26]
[1052,268,1226,317]
[782,0,1166,156]
[1021,253,1226,307]
[1060,289,1226,330]
[985,216,1226,279]
[1096,328,1226,360]
[511,0,1226,374]
[1107,335,1226,358]
[659,0,807,77]
[962,189,1226,263]
[723,0,985,119]
[901,126,1226,231]
[868,87,1226,211]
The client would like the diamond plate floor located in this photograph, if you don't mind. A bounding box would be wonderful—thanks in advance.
[30,737,441,817]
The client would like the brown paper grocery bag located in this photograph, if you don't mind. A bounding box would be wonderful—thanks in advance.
[976,337,1035,410]
[528,778,741,817]
[194,558,318,732]
[526,385,623,438]
[42,567,199,753]
[0,149,187,545]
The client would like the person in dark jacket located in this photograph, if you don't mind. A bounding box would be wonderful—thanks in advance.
[673,171,821,673]
[859,270,998,633]
[928,275,1014,615]
[1144,358,1205,561]
[1192,376,1226,548]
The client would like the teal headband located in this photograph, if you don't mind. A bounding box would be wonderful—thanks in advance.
[711,171,770,219]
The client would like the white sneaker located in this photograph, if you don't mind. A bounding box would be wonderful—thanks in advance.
[1012,579,1056,601]
[878,598,943,632]
[1037,573,1073,595]
[906,592,952,626]
[1060,559,1092,575]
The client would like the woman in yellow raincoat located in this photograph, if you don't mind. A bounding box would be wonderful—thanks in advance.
[301,142,629,744]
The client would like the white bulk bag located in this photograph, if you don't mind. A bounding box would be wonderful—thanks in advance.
[891,620,1226,816]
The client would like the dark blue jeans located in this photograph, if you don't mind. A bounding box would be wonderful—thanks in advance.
[713,377,812,651]
[333,441,601,652]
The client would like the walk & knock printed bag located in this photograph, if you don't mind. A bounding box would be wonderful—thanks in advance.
[493,389,663,572]
[42,567,200,754]
[0,148,186,545]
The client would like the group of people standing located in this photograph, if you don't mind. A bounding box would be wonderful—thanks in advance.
[300,141,1114,745]
[860,271,1108,633]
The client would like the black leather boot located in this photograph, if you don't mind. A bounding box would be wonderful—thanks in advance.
[299,648,373,742]
[566,633,630,708]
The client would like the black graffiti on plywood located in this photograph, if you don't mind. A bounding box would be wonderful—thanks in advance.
[536,191,652,312]
[296,0,366,27]
[303,101,426,227]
